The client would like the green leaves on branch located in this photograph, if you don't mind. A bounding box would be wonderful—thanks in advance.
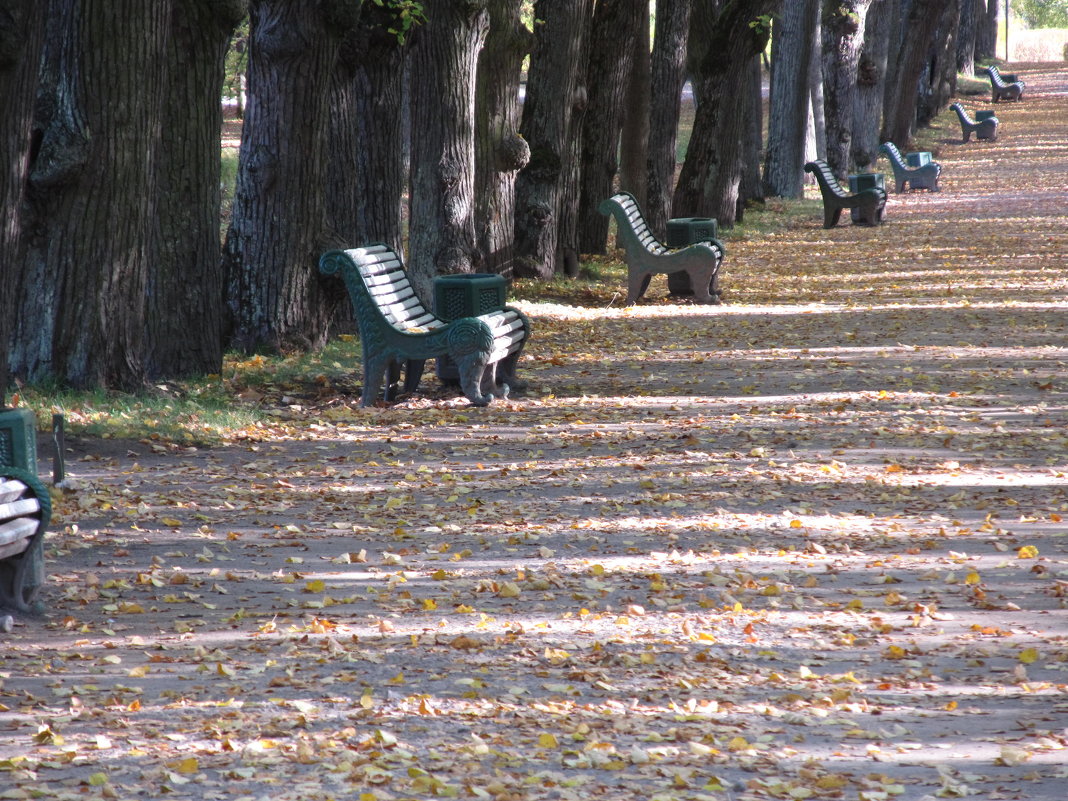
[370,0,426,43]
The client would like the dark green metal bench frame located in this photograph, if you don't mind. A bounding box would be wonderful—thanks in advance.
[598,192,725,305]
[950,102,998,142]
[878,142,941,193]
[983,65,1024,102]
[0,467,50,613]
[803,160,886,228]
[319,245,530,407]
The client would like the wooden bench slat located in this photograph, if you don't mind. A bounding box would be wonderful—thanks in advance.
[0,517,37,549]
[804,159,886,228]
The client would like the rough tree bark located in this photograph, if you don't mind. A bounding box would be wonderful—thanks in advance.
[327,5,409,255]
[147,0,246,379]
[407,0,489,302]
[513,0,592,279]
[673,0,775,229]
[738,53,764,218]
[222,0,357,353]
[577,0,645,255]
[645,0,691,237]
[0,1,45,400]
[474,0,531,276]
[618,7,650,207]
[851,0,893,170]
[764,0,819,198]
[957,0,979,75]
[821,0,873,177]
[12,0,169,389]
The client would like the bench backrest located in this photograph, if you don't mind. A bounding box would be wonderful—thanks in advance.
[334,245,445,334]
[804,160,849,198]
[950,102,974,124]
[879,141,907,171]
[601,193,668,256]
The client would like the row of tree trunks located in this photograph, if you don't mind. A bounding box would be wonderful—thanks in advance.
[513,0,592,280]
[0,1,45,401]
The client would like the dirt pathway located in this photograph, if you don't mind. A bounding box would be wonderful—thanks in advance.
[3,67,1067,801]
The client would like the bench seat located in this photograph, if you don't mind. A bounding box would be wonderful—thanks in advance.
[950,102,998,142]
[984,65,1024,102]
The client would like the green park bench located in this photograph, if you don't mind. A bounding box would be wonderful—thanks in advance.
[950,102,998,142]
[0,467,51,614]
[879,142,941,193]
[598,192,725,305]
[983,65,1024,102]
[319,244,530,407]
[803,160,886,228]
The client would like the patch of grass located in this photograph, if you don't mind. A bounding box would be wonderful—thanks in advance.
[15,338,366,446]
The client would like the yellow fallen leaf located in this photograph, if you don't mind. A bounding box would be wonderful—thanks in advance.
[964,571,981,585]
[160,517,183,527]
[538,733,558,748]
[1018,647,1040,664]
[304,579,326,593]
[166,757,199,775]
[1017,545,1039,559]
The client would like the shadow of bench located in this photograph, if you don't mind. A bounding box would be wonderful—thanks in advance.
[0,467,50,614]
[983,65,1024,102]
[598,192,724,304]
[319,245,530,407]
[879,142,941,193]
[803,160,886,228]
[950,102,998,142]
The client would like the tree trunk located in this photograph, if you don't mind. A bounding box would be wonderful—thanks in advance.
[327,7,409,255]
[514,0,592,279]
[808,2,826,162]
[577,0,645,255]
[475,0,530,276]
[851,0,893,170]
[975,0,997,61]
[0,1,45,402]
[222,0,356,353]
[821,0,873,178]
[883,0,951,146]
[673,0,775,228]
[764,0,819,198]
[738,54,763,218]
[147,0,246,380]
[618,7,651,207]
[645,0,691,237]
[917,0,959,127]
[12,0,169,389]
[957,0,978,75]
[407,0,489,303]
